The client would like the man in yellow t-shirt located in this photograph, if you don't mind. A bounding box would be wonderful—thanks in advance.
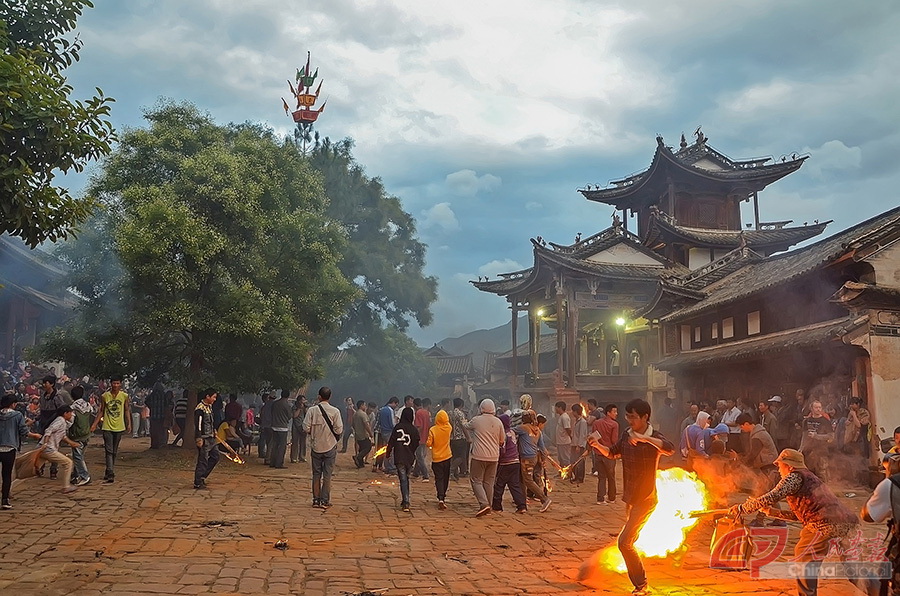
[90,377,131,483]
[216,419,243,454]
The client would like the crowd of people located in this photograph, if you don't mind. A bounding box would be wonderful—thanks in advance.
[6,358,900,596]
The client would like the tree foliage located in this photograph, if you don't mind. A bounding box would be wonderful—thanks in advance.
[306,139,439,394]
[0,0,115,247]
[308,138,437,347]
[324,326,438,399]
[32,102,356,397]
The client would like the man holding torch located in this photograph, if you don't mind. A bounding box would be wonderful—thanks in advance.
[585,399,674,596]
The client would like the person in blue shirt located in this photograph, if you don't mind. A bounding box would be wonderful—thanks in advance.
[375,396,399,473]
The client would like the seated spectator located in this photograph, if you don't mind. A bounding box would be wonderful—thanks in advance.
[216,418,243,454]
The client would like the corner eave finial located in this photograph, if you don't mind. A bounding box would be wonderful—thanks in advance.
[680,133,688,149]
[693,126,706,146]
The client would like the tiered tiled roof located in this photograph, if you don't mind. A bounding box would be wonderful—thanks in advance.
[471,224,685,297]
[644,209,829,255]
[661,206,900,323]
[580,135,807,210]
[431,354,475,376]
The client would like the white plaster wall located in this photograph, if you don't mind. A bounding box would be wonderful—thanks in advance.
[868,334,900,440]
[691,157,725,172]
[688,248,712,269]
[587,242,665,266]
[867,240,900,288]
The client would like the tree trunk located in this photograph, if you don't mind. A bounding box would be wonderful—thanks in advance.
[182,352,201,449]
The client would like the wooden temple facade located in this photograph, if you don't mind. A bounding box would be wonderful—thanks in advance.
[0,235,75,366]
[476,130,900,444]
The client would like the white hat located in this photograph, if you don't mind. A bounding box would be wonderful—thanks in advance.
[768,395,783,403]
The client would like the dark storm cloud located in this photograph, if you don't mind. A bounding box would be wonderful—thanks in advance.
[57,0,900,345]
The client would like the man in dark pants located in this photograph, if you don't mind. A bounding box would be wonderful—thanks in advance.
[90,377,131,484]
[257,393,272,463]
[584,399,674,596]
[290,395,308,463]
[593,404,620,504]
[449,397,471,479]
[171,390,188,447]
[38,375,65,478]
[268,389,292,469]
[194,388,219,489]
[352,401,372,468]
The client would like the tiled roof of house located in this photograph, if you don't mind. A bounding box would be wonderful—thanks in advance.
[656,316,867,370]
[661,206,900,322]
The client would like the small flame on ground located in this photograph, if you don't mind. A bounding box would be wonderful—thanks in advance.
[222,451,246,464]
[589,468,709,577]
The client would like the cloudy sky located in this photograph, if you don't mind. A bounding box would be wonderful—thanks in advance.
[62,0,900,346]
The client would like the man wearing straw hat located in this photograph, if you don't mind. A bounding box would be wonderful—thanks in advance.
[729,448,862,596]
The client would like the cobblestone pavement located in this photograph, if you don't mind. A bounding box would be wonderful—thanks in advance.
[0,437,881,595]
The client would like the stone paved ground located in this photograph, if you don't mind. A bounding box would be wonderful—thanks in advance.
[0,437,882,596]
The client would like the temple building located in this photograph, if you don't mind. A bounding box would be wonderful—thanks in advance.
[472,130,900,444]
[0,235,75,366]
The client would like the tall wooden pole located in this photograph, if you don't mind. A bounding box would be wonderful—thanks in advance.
[511,303,519,389]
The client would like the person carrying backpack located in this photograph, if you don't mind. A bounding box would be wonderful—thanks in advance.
[863,453,900,595]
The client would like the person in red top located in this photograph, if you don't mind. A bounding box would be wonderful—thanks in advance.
[412,398,432,481]
[592,403,620,505]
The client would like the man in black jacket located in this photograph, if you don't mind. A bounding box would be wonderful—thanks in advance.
[387,407,420,513]
[193,388,219,490]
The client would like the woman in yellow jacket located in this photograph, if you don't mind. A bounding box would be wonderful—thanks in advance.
[427,409,453,509]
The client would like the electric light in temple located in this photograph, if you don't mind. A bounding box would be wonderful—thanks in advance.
[615,317,626,326]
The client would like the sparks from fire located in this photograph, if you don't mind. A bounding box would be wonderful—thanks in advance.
[597,468,709,573]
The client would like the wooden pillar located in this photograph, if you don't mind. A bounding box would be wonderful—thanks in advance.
[753,191,760,230]
[567,289,579,389]
[667,178,675,217]
[622,209,628,232]
[556,288,565,379]
[511,303,518,389]
[528,306,537,379]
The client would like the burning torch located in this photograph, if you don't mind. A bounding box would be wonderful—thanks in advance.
[215,436,246,464]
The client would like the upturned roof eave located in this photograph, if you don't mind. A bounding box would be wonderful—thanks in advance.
[580,141,806,208]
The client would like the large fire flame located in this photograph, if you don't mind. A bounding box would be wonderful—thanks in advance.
[592,468,709,575]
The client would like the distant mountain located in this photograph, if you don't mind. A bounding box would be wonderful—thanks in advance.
[429,316,547,370]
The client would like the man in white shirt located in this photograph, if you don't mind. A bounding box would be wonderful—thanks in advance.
[862,453,900,596]
[721,398,743,453]
[555,401,573,467]
[303,386,343,509]
[38,405,79,494]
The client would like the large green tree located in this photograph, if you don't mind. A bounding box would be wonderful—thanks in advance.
[324,326,438,399]
[309,139,437,346]
[33,101,356,443]
[307,139,439,393]
[1,0,115,247]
